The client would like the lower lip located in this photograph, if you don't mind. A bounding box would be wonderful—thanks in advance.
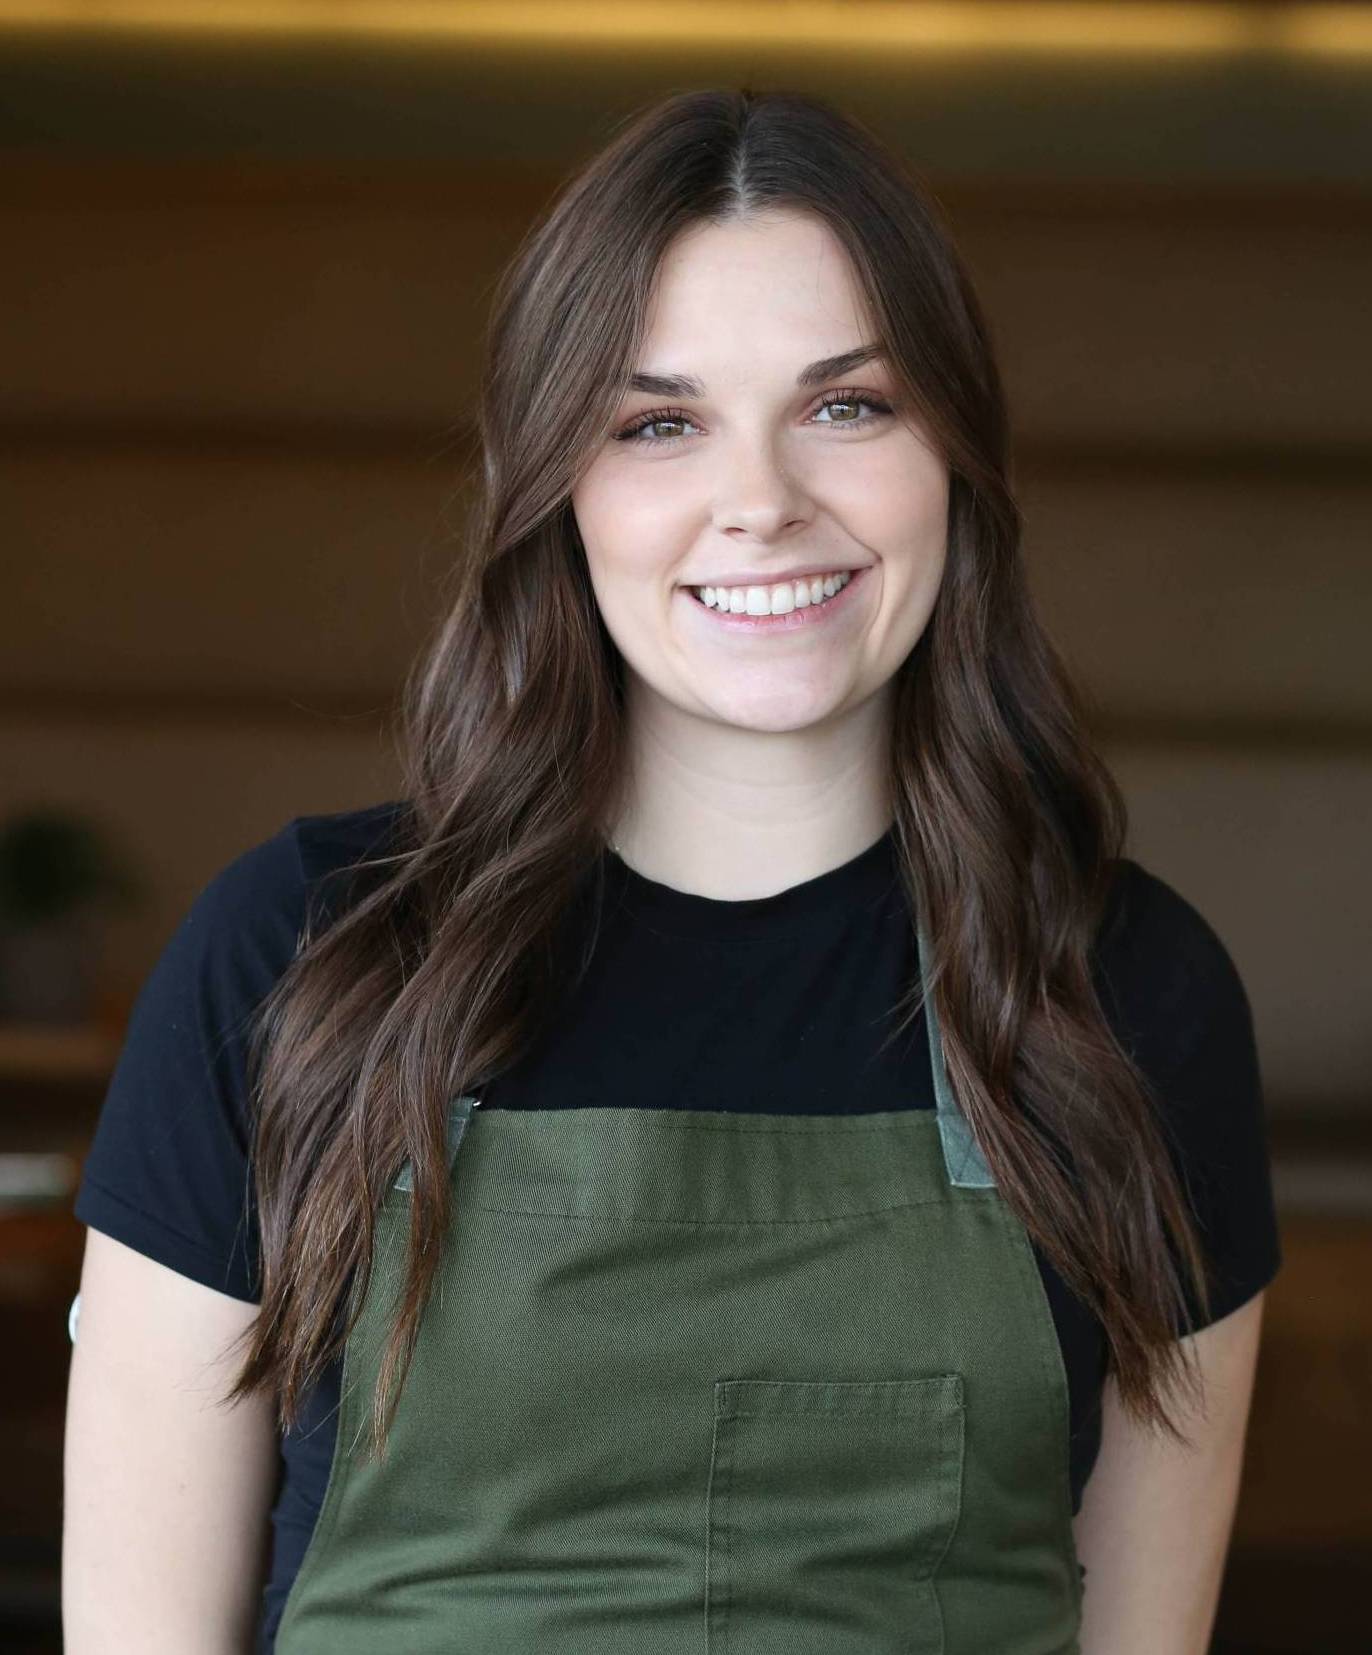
[679,566,871,634]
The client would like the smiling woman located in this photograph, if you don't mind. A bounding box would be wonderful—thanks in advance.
[572,210,948,725]
[65,85,1280,1655]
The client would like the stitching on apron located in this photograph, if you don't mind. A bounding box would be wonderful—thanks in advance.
[482,1115,953,1137]
[448,1194,982,1225]
[997,1202,1087,1621]
[703,1394,731,1654]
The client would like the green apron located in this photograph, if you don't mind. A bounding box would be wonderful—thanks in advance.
[275,907,1085,1653]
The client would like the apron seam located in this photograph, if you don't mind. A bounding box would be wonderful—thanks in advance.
[444,1195,986,1225]
[480,1114,946,1137]
[998,1203,1087,1638]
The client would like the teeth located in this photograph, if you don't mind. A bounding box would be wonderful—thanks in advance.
[695,569,853,616]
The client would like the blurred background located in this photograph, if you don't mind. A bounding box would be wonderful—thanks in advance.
[0,3,1369,1650]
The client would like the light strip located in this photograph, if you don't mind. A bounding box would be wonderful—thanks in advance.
[0,3,1369,60]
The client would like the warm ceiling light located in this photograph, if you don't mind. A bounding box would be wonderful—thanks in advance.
[0,2,1368,60]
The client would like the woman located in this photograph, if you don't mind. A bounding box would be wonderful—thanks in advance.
[64,88,1282,1653]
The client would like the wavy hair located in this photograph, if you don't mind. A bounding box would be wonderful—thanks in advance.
[223,86,1214,1460]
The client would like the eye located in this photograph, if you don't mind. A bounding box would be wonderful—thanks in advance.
[813,389,894,428]
[611,388,895,448]
[612,407,700,447]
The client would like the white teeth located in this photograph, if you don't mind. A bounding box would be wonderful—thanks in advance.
[695,570,853,616]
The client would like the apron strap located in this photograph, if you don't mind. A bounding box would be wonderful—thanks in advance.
[393,1094,481,1192]
[915,906,997,1191]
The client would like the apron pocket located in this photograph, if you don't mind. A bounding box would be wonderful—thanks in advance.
[705,1373,964,1655]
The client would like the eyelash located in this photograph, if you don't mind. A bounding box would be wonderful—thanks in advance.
[612,388,894,448]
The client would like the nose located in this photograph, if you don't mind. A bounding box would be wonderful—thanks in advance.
[710,433,812,541]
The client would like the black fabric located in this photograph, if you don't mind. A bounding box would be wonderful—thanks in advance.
[73,799,1283,1650]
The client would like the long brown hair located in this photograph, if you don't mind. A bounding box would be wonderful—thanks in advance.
[224,86,1214,1460]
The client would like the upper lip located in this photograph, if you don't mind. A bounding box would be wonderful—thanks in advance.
[680,562,868,589]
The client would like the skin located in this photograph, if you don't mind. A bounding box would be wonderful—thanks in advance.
[571,207,948,899]
[1072,1292,1267,1653]
[63,1232,276,1652]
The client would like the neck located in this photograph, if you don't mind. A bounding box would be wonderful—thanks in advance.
[608,680,895,899]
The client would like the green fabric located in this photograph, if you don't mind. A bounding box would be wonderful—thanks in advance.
[276,920,1084,1653]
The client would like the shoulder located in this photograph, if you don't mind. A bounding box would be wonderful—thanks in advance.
[1090,859,1282,1327]
[190,796,412,960]
[71,798,413,1302]
[1091,856,1255,1087]
[291,796,414,897]
[102,794,413,1118]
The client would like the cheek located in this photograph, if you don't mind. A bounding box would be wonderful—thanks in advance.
[574,466,687,591]
[825,424,940,507]
[842,452,948,568]
[575,537,674,655]
[902,474,949,565]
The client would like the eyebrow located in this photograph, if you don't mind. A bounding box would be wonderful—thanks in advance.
[626,342,886,399]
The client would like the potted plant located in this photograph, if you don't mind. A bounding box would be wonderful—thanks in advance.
[0,806,146,1023]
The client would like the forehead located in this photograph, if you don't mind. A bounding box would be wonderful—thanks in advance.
[637,212,875,373]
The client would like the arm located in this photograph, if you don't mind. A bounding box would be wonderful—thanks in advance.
[63,1227,280,1654]
[1072,1289,1266,1655]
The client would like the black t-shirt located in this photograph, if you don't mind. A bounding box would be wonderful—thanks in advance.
[72,800,1283,1651]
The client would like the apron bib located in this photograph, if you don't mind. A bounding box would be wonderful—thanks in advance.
[275,911,1084,1653]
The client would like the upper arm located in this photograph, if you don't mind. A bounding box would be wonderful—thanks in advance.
[1072,1289,1267,1655]
[61,824,313,1649]
[1078,865,1282,1647]
[63,1227,279,1654]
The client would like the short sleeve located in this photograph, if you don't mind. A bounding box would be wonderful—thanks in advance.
[72,818,310,1303]
[1093,859,1284,1335]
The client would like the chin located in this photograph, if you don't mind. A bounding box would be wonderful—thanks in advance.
[696,688,850,734]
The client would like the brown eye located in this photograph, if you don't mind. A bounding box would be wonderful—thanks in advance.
[613,407,697,446]
[813,392,893,428]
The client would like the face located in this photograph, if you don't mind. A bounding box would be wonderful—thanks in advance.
[570,209,949,736]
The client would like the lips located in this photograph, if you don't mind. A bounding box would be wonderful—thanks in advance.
[681,563,871,631]
[692,568,853,615]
